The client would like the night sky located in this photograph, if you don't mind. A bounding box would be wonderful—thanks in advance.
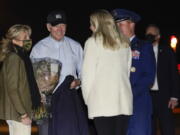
[1,0,180,62]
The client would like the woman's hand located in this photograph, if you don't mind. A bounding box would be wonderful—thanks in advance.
[21,114,32,125]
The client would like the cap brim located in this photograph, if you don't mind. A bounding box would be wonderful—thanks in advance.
[48,20,66,26]
[115,18,131,22]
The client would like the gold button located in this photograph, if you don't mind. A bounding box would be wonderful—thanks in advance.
[131,67,136,72]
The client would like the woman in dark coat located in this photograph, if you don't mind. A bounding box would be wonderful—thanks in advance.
[0,24,41,135]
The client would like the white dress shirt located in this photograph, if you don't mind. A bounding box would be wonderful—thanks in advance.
[30,35,83,91]
[130,35,135,42]
[151,44,159,91]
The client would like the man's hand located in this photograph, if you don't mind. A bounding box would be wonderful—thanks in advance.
[70,79,81,89]
[168,98,178,109]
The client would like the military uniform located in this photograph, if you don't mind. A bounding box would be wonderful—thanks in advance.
[112,9,156,135]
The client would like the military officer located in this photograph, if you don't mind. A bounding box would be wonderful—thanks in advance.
[111,9,156,135]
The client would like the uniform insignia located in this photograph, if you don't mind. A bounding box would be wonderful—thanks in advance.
[132,50,140,59]
[131,67,136,72]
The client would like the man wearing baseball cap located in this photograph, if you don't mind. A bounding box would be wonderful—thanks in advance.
[112,8,156,135]
[30,10,86,135]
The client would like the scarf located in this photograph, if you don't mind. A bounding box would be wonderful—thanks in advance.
[13,44,41,109]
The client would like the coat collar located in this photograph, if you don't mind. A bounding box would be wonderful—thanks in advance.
[130,36,141,49]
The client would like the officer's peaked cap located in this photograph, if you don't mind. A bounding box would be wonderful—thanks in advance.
[111,9,141,23]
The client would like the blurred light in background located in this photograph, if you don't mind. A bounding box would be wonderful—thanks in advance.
[170,35,178,52]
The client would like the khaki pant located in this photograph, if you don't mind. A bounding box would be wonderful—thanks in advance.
[6,120,31,135]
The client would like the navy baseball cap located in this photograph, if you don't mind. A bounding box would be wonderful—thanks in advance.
[111,9,141,23]
[47,10,66,26]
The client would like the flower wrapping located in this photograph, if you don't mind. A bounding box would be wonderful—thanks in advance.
[31,57,62,121]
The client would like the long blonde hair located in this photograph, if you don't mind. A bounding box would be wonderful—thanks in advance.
[0,24,31,62]
[90,9,129,50]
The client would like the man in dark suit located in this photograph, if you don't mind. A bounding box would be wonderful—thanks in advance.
[145,24,180,135]
[111,9,156,135]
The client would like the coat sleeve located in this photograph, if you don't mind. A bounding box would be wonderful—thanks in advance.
[81,38,98,104]
[6,54,27,115]
[136,43,156,88]
[168,47,180,99]
[76,44,84,80]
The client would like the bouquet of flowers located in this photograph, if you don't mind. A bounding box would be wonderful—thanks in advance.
[31,57,62,122]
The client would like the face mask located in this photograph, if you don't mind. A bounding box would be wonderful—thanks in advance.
[23,40,32,51]
[145,34,156,43]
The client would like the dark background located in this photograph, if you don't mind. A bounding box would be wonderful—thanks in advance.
[0,0,180,62]
[1,1,180,134]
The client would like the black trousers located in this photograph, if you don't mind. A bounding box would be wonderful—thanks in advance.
[150,91,175,135]
[93,115,130,135]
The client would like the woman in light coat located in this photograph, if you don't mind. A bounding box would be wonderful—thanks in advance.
[81,9,133,135]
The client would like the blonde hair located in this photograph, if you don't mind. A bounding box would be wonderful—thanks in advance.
[0,24,31,62]
[90,9,129,50]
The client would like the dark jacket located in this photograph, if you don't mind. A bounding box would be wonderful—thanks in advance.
[49,75,89,135]
[128,37,156,135]
[130,37,156,100]
[157,45,180,102]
